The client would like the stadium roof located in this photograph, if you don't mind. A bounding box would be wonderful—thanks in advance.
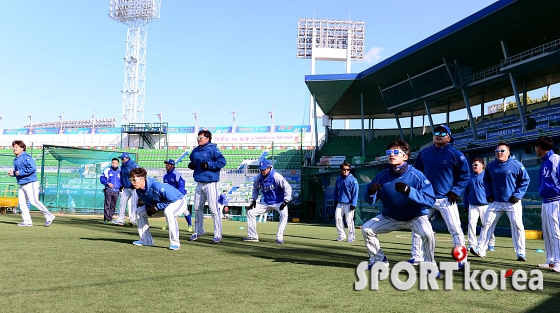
[305,0,560,119]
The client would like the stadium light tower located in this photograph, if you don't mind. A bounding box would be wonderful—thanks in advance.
[109,0,161,125]
[297,19,365,128]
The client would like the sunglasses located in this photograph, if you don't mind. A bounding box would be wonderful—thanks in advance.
[341,168,350,171]
[495,149,507,153]
[129,177,143,183]
[386,149,403,156]
[434,131,448,137]
[196,136,207,140]
[472,164,479,167]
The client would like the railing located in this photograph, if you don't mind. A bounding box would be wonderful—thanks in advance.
[465,64,501,84]
[501,38,560,67]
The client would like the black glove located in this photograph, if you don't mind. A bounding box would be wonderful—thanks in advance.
[508,196,520,204]
[333,201,338,208]
[146,205,158,217]
[486,196,494,203]
[444,191,459,204]
[200,161,209,169]
[395,182,411,196]
[137,198,145,207]
[248,200,256,210]
[279,200,289,210]
[368,183,382,195]
[119,186,124,192]
[188,162,195,170]
[350,205,355,211]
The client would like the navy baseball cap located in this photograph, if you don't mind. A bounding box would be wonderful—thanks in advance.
[119,152,130,159]
[435,124,454,143]
[164,159,175,165]
[258,159,271,170]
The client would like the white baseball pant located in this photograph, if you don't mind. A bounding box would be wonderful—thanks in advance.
[246,202,288,241]
[335,203,355,240]
[468,204,495,248]
[411,198,466,262]
[193,182,222,239]
[136,197,189,247]
[475,201,525,257]
[116,188,138,224]
[542,200,560,266]
[18,181,54,224]
[363,214,436,264]
[258,212,267,223]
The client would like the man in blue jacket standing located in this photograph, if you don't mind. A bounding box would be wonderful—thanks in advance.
[410,125,470,267]
[188,130,227,243]
[363,140,438,270]
[9,140,55,227]
[243,159,292,244]
[99,158,121,224]
[333,161,359,242]
[115,152,140,226]
[471,142,530,261]
[129,167,189,250]
[163,159,193,232]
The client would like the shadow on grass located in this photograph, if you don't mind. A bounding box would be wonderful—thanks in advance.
[79,237,170,249]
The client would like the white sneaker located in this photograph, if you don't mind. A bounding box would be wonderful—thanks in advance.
[537,263,553,268]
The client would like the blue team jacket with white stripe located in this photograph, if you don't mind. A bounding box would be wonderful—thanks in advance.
[163,169,186,195]
[100,166,121,192]
[120,159,140,189]
[463,172,487,208]
[189,143,227,183]
[414,144,470,198]
[539,150,560,203]
[364,165,435,221]
[333,173,359,206]
[483,157,530,202]
[13,151,38,185]
[135,177,185,211]
[252,169,292,205]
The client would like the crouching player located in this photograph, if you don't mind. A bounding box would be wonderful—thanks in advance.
[362,140,438,272]
[129,168,189,250]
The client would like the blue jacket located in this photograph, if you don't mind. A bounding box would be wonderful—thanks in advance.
[218,193,229,205]
[484,157,530,202]
[538,150,560,203]
[415,144,470,198]
[252,169,292,205]
[364,164,435,221]
[13,151,38,185]
[100,166,121,192]
[463,172,487,208]
[120,158,140,189]
[135,177,185,211]
[189,143,227,183]
[163,169,186,195]
[333,173,359,206]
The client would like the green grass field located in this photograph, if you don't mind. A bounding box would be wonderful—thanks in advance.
[1,213,559,313]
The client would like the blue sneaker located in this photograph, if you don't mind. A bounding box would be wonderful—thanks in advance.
[275,239,284,244]
[517,254,526,262]
[406,257,421,266]
[212,237,221,243]
[243,237,259,242]
[336,237,346,241]
[44,216,55,227]
[190,233,199,241]
[133,240,143,246]
[470,247,483,257]
[17,222,33,227]
[168,245,180,250]
[347,238,355,243]
[488,246,495,251]
[367,256,389,270]
[458,262,465,271]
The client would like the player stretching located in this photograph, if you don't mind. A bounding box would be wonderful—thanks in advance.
[243,159,292,244]
[163,159,194,232]
[471,142,529,261]
[9,140,55,227]
[189,130,227,243]
[410,124,470,268]
[333,161,359,242]
[363,140,438,273]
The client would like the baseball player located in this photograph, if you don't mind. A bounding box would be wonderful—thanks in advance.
[333,161,359,242]
[189,130,227,243]
[464,157,495,251]
[99,158,121,224]
[363,140,438,272]
[534,136,560,270]
[218,189,229,219]
[243,159,292,244]
[9,140,55,227]
[410,124,470,268]
[471,142,530,261]
[163,159,194,232]
[114,152,140,226]
[129,167,189,250]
